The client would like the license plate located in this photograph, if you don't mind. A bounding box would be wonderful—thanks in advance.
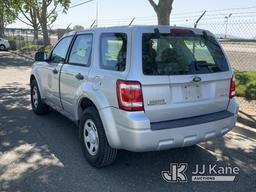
[183,84,202,101]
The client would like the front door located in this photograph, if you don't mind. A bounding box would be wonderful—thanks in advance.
[40,36,73,108]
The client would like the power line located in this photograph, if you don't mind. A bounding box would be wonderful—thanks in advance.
[169,5,256,16]
[55,0,94,13]
[70,0,94,9]
[72,0,87,4]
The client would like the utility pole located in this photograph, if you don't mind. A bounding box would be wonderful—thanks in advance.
[224,13,232,39]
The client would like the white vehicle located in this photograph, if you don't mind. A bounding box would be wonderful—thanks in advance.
[30,26,239,167]
[0,38,10,51]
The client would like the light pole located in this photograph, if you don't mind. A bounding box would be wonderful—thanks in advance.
[224,13,232,39]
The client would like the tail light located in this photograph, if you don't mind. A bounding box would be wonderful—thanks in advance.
[116,80,144,111]
[229,76,236,98]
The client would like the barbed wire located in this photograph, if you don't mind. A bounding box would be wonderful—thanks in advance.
[6,3,256,33]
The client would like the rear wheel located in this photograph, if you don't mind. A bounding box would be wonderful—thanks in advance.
[30,80,49,115]
[0,45,5,51]
[79,107,117,167]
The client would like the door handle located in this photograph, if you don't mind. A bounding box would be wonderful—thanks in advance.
[52,68,58,74]
[75,73,84,80]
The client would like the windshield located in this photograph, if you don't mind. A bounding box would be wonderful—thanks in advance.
[142,33,229,75]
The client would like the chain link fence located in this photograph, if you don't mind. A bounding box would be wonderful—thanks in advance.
[3,28,59,58]
[3,8,256,71]
[194,20,256,71]
[169,8,256,72]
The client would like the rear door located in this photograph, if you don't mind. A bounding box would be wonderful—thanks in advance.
[60,33,93,115]
[136,27,232,123]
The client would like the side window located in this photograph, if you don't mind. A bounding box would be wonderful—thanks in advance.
[68,34,93,66]
[100,33,127,71]
[51,36,72,63]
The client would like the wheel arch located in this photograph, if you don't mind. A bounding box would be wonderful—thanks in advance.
[77,97,98,120]
[76,96,118,147]
[30,73,45,99]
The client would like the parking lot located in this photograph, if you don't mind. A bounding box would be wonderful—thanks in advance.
[0,51,255,192]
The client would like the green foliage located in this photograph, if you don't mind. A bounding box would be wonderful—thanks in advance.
[0,0,18,37]
[73,25,85,31]
[235,71,256,100]
[11,0,71,45]
[44,45,53,53]
[8,39,17,50]
[21,42,38,51]
[43,0,71,25]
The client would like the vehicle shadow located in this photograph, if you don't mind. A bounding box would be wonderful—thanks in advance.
[0,84,255,192]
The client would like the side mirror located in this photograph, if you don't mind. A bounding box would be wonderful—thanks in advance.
[35,51,48,62]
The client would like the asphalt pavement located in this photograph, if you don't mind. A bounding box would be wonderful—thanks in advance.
[0,51,255,192]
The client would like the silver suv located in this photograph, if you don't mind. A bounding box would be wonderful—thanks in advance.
[30,26,239,167]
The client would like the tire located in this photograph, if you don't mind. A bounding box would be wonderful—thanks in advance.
[0,44,5,51]
[30,79,49,115]
[79,107,117,168]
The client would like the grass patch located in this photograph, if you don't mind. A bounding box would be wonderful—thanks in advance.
[21,42,39,51]
[235,71,256,100]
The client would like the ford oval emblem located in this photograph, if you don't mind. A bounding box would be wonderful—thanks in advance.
[193,76,202,82]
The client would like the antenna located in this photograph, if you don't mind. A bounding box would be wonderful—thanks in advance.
[129,17,135,26]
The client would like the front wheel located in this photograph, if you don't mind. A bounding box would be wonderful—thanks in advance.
[30,80,49,115]
[79,107,117,167]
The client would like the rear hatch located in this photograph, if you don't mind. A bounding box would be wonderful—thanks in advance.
[136,27,232,123]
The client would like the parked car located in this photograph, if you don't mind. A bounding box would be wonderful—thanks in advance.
[0,38,10,51]
[30,26,239,167]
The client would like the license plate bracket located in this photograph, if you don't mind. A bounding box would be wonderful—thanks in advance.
[183,83,202,101]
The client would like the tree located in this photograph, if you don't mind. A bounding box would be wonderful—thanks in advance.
[36,0,70,45]
[73,25,84,31]
[0,1,17,38]
[13,0,40,42]
[148,0,174,25]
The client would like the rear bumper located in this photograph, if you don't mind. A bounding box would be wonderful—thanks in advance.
[100,99,239,152]
[118,114,236,152]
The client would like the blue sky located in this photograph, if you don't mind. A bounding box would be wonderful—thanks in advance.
[7,0,256,31]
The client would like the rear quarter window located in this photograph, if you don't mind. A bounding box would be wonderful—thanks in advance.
[100,33,127,72]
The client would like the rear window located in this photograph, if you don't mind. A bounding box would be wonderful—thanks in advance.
[142,33,229,75]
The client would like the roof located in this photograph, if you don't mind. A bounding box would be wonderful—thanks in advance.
[63,25,209,37]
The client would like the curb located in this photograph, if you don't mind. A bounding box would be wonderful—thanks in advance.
[9,51,34,61]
